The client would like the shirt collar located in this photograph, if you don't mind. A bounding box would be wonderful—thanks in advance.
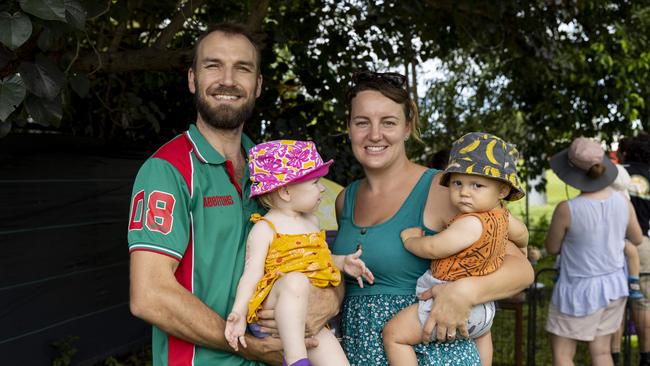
[185,124,255,165]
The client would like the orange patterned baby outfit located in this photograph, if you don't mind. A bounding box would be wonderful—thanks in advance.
[430,208,509,282]
[246,213,341,323]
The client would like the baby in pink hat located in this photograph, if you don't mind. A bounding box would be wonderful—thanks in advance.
[225,140,374,366]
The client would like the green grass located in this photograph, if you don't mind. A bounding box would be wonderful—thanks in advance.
[507,169,580,226]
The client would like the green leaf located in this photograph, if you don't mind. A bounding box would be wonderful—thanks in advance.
[0,12,33,50]
[19,0,66,21]
[17,54,65,99]
[69,73,89,97]
[0,74,27,121]
[630,93,645,108]
[25,93,62,126]
[64,0,86,30]
[620,38,629,55]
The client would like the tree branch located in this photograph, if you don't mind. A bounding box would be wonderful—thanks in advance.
[70,0,269,75]
[153,0,206,49]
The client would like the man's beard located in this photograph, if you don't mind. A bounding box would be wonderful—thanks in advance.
[195,83,256,130]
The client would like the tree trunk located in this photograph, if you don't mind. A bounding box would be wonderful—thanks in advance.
[247,0,270,32]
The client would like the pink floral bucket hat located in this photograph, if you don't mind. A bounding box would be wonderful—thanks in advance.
[248,140,333,198]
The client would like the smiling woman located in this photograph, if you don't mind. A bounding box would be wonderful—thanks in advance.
[332,70,481,365]
[330,70,533,366]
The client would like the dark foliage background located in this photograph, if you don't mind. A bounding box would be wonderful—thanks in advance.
[1,0,649,185]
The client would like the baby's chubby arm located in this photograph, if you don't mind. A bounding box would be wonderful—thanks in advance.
[332,248,375,288]
[508,214,529,256]
[400,216,482,259]
[225,220,272,350]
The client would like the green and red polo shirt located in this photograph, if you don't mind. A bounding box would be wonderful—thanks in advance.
[127,124,264,366]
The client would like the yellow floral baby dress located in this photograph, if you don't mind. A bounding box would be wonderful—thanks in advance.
[246,213,341,323]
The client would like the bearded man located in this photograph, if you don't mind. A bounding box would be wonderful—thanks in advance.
[127,23,341,366]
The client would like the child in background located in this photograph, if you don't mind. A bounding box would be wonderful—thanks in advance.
[225,140,374,366]
[383,132,529,366]
[611,164,645,300]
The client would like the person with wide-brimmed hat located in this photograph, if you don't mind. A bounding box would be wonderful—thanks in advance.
[545,137,644,366]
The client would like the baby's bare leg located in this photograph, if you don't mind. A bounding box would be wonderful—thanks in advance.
[265,272,311,365]
[474,331,493,366]
[383,304,422,366]
[308,327,350,366]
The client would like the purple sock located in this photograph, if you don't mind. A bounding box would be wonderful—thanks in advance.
[289,359,311,366]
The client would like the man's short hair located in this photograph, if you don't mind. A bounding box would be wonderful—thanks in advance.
[191,22,264,73]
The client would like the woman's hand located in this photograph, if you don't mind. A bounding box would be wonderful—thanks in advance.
[418,279,475,343]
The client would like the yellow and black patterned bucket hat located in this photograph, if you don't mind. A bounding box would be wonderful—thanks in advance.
[440,132,525,201]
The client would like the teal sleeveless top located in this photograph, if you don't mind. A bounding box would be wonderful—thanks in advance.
[331,169,438,296]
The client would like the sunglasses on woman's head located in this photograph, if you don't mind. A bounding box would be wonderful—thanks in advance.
[352,70,407,88]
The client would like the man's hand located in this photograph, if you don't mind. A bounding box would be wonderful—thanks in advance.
[225,312,247,351]
[401,227,424,245]
[254,309,278,337]
[342,249,375,288]
[241,329,319,365]
[257,285,342,337]
[241,334,282,365]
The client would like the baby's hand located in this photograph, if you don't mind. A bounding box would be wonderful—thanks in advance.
[343,249,375,288]
[225,312,247,351]
[400,227,424,244]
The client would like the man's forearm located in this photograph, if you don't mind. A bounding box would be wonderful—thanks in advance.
[132,279,233,350]
[304,284,344,335]
[130,252,233,351]
[134,282,285,363]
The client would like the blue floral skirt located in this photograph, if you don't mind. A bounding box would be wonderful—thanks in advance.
[341,294,480,366]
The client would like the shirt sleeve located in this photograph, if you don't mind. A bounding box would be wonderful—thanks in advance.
[127,158,191,261]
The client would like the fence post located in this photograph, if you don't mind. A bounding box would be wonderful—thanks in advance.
[527,278,538,366]
[527,268,558,366]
